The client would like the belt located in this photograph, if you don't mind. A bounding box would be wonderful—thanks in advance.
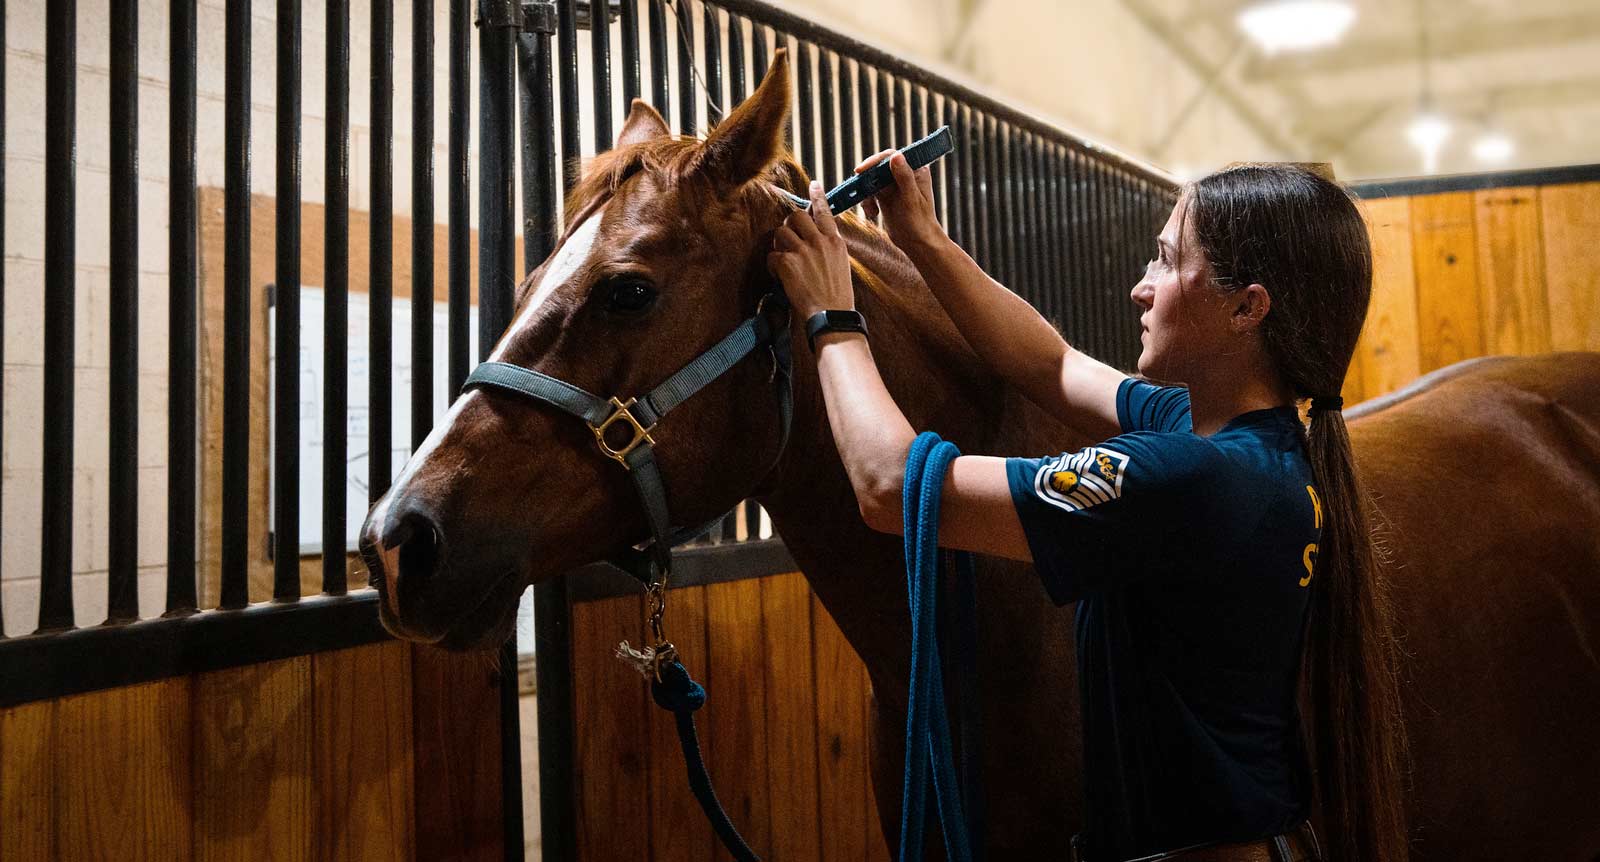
[1072,822,1322,862]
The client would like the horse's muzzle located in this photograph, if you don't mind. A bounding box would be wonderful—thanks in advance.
[360,499,449,644]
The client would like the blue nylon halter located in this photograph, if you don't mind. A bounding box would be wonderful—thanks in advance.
[902,431,984,862]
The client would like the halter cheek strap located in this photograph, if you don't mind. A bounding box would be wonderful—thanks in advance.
[462,292,793,587]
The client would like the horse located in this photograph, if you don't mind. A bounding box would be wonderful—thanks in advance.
[359,51,1600,859]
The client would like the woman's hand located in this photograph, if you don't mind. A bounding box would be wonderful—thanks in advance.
[858,149,942,250]
[769,180,855,320]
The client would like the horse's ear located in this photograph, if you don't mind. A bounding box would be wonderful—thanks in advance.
[617,98,671,147]
[695,47,791,185]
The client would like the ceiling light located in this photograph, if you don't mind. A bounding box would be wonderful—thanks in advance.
[1406,112,1452,173]
[1237,1,1357,54]
[1472,132,1514,164]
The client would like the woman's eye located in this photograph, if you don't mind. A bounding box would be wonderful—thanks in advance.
[605,279,657,315]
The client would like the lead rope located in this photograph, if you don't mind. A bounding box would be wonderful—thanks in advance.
[901,431,983,862]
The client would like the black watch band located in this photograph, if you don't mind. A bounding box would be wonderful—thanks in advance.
[806,309,868,352]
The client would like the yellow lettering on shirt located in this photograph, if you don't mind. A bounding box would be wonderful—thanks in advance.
[1301,543,1317,588]
[1306,484,1322,530]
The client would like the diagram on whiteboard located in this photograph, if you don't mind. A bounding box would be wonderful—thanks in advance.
[269,286,479,555]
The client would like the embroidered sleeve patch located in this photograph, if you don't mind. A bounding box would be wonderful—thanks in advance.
[1033,445,1131,513]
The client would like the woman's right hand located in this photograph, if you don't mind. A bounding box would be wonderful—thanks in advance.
[856,148,943,251]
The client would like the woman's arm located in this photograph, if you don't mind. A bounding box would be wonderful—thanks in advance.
[864,151,1126,441]
[771,180,1033,560]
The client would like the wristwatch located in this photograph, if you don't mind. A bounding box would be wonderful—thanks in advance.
[805,309,868,353]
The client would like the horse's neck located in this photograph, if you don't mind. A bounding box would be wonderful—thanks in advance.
[759,222,1077,673]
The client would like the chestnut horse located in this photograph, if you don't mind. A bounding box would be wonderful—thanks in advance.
[360,52,1600,859]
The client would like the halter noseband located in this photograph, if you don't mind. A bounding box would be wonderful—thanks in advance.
[461,291,793,593]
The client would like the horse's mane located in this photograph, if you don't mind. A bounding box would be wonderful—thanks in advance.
[562,135,813,233]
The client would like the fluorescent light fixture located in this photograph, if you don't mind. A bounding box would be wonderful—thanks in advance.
[1406,112,1452,173]
[1472,132,1514,164]
[1237,1,1357,54]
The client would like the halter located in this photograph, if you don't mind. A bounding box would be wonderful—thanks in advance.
[462,290,794,676]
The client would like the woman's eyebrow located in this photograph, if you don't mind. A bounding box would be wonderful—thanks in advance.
[1157,238,1177,256]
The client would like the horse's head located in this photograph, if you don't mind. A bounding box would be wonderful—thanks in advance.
[360,51,805,649]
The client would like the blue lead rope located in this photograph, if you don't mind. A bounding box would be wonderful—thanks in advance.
[901,431,983,862]
[651,659,763,862]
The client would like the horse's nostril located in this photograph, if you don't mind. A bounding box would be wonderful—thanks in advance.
[395,512,443,584]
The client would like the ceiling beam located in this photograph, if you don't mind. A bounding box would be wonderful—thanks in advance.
[1242,13,1600,81]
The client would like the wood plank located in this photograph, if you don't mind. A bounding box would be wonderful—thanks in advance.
[194,656,315,862]
[412,645,505,862]
[54,679,193,861]
[1356,197,1422,399]
[813,592,874,861]
[0,699,56,861]
[569,593,650,862]
[704,576,773,856]
[313,641,415,862]
[1475,187,1551,355]
[761,573,821,861]
[1539,181,1600,351]
[646,585,716,862]
[1410,192,1484,372]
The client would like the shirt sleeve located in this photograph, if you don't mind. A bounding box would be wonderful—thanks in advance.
[1006,431,1215,605]
[1116,377,1192,434]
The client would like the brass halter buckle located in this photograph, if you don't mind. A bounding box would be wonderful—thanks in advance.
[590,396,656,466]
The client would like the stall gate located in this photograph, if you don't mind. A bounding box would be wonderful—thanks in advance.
[0,0,1177,859]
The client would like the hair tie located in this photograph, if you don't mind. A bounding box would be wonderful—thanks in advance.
[1309,395,1344,416]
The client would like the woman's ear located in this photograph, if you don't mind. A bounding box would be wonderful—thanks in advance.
[1232,283,1272,333]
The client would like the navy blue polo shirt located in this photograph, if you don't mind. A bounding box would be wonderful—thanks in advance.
[1005,378,1319,860]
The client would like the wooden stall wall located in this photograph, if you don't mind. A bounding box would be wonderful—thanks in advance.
[0,640,504,861]
[1346,180,1600,404]
[569,571,891,862]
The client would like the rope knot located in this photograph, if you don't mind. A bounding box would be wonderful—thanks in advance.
[650,660,707,713]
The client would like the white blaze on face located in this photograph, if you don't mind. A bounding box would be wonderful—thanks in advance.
[368,209,607,538]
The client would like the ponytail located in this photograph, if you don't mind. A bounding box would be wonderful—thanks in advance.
[1302,408,1409,861]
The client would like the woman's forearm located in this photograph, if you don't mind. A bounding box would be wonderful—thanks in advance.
[901,231,1073,403]
[812,331,914,532]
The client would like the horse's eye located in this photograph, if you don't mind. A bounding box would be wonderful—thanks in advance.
[604,278,657,315]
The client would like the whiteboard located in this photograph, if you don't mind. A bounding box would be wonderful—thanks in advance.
[269,286,480,554]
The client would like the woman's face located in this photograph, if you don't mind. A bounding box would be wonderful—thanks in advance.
[1130,195,1237,383]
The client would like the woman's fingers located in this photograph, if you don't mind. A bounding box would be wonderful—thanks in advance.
[889,152,920,198]
[807,180,840,238]
[862,197,880,223]
[766,250,788,278]
[773,223,800,251]
[855,148,896,174]
[915,165,934,202]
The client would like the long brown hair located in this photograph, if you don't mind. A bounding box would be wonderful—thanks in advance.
[1187,164,1409,861]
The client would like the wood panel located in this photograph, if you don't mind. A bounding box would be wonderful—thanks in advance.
[1410,192,1483,373]
[812,592,881,862]
[0,700,56,861]
[411,645,507,862]
[704,576,774,855]
[761,572,821,860]
[193,656,315,862]
[571,593,650,862]
[54,678,193,861]
[1474,187,1551,356]
[1539,182,1600,352]
[1356,197,1422,399]
[647,585,715,862]
[313,641,415,862]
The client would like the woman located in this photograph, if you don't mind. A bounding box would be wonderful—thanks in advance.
[767,157,1407,861]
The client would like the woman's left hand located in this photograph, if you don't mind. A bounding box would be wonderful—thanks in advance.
[768,180,854,321]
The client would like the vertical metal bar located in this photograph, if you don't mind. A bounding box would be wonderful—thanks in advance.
[591,0,612,149]
[220,0,252,611]
[1045,143,1063,325]
[558,0,580,191]
[796,41,814,177]
[942,97,959,249]
[42,0,79,631]
[1000,125,1017,288]
[167,0,199,614]
[369,0,394,512]
[959,106,977,263]
[857,64,875,158]
[620,0,640,106]
[274,0,303,602]
[108,0,139,622]
[751,22,768,83]
[519,2,558,265]
[897,78,910,147]
[448,0,471,397]
[726,13,745,104]
[1090,160,1107,357]
[1022,133,1039,302]
[700,3,720,127]
[977,112,994,272]
[648,0,669,116]
[837,56,856,175]
[674,0,694,136]
[875,69,891,149]
[818,49,837,189]
[324,0,350,594]
[412,0,434,453]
